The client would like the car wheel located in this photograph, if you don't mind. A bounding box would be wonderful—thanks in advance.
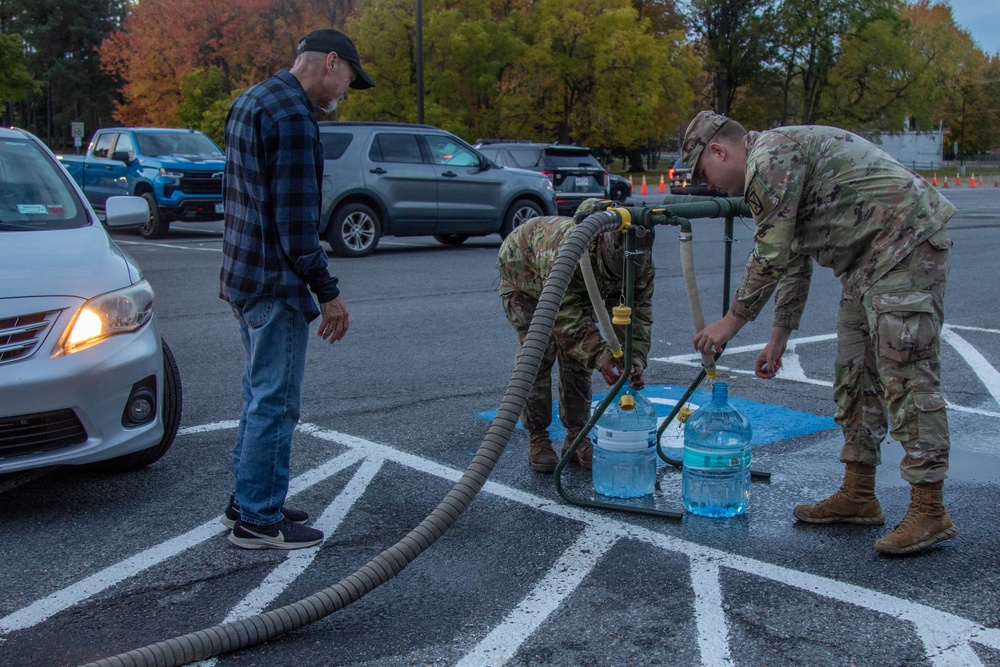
[138,192,170,239]
[500,198,543,239]
[327,203,381,257]
[433,234,469,246]
[611,183,630,202]
[90,338,183,473]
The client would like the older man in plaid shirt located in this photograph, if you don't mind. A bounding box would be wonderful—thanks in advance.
[219,29,373,550]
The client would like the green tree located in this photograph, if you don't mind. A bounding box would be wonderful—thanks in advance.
[0,33,41,108]
[688,0,773,116]
[5,0,126,149]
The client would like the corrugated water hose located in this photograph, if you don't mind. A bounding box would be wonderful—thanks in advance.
[81,210,621,667]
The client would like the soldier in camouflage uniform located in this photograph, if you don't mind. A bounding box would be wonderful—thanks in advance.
[497,199,655,473]
[682,110,957,555]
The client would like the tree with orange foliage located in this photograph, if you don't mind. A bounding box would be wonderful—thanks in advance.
[100,0,332,126]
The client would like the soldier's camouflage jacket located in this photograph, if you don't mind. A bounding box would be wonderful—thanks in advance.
[496,215,655,371]
[733,126,957,328]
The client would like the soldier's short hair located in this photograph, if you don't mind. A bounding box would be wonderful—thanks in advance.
[573,198,613,222]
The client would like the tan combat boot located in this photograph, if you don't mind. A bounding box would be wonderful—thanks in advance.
[528,431,559,473]
[793,462,886,525]
[562,429,593,470]
[875,481,959,555]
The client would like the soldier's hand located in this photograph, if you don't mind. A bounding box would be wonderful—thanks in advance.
[600,359,624,385]
[317,296,349,343]
[629,365,645,390]
[693,312,745,355]
[755,326,791,379]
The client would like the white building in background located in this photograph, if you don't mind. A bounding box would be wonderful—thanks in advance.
[869,120,945,170]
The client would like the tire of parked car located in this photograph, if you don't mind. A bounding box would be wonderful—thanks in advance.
[500,198,544,239]
[610,182,630,203]
[327,202,381,258]
[139,192,170,239]
[90,338,183,473]
[433,234,470,246]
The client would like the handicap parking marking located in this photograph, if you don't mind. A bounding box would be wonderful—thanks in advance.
[477,383,837,450]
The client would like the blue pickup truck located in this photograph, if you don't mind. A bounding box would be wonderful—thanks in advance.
[58,127,225,238]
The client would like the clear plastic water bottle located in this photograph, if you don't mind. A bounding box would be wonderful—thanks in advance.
[591,386,658,498]
[682,382,752,517]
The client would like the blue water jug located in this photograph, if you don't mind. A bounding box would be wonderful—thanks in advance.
[591,386,658,498]
[682,382,752,517]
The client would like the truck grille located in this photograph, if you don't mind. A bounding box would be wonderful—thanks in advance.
[0,409,88,459]
[0,310,59,364]
[179,171,223,195]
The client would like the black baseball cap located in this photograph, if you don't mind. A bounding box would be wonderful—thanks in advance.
[298,29,375,90]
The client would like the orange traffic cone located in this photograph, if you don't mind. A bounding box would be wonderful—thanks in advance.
[658,174,666,193]
[970,173,976,188]
[956,173,961,187]
[994,180,999,188]
[628,174,634,190]
[932,173,938,186]
[641,174,648,195]
[943,179,949,188]
[979,176,984,187]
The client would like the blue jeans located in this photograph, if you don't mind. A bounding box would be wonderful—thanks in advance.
[230,297,309,525]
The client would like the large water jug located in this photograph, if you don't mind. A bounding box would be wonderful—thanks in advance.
[591,386,658,498]
[682,382,752,517]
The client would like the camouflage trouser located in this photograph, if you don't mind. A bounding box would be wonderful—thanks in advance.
[833,228,951,483]
[501,291,592,436]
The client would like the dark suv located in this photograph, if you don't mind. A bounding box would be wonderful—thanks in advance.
[669,158,727,197]
[473,141,608,216]
[317,122,557,257]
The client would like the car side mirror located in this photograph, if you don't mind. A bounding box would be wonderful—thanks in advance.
[111,151,132,165]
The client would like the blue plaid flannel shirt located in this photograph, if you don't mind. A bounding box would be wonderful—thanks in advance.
[219,69,339,322]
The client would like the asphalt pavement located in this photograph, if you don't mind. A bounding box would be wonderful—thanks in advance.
[1,187,999,667]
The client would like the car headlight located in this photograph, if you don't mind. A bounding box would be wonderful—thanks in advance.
[58,280,156,355]
[159,168,183,181]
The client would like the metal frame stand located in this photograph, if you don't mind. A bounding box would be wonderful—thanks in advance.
[555,199,771,521]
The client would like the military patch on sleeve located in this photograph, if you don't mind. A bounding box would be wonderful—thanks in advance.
[746,172,778,219]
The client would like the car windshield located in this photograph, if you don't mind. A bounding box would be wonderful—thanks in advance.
[0,136,89,231]
[136,132,222,157]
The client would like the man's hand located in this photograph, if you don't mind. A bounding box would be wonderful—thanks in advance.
[755,326,792,379]
[693,311,745,355]
[317,296,349,343]
[600,359,645,389]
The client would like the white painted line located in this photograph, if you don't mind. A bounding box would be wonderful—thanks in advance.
[454,525,619,667]
[115,240,221,252]
[650,333,838,365]
[5,421,998,666]
[946,324,1000,335]
[689,557,734,667]
[194,456,385,667]
[942,327,1000,409]
[0,447,366,635]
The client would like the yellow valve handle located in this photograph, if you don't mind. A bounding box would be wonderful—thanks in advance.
[618,393,636,411]
[612,349,624,359]
[677,407,693,423]
[612,304,631,325]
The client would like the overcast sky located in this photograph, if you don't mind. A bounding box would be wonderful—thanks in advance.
[946,0,1000,56]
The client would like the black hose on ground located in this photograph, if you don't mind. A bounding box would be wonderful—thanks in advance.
[81,210,620,667]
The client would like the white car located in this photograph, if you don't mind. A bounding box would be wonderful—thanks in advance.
[0,127,181,474]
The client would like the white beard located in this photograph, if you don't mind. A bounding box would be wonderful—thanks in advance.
[321,99,340,114]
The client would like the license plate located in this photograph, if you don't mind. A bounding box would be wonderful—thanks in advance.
[215,203,224,214]
[574,176,589,188]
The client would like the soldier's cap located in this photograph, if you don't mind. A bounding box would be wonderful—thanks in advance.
[298,29,375,90]
[573,198,613,222]
[681,110,732,172]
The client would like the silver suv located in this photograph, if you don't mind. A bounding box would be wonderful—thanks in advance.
[473,141,608,216]
[318,122,557,257]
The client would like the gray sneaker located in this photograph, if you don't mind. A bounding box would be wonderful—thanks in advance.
[228,517,323,550]
[221,495,309,529]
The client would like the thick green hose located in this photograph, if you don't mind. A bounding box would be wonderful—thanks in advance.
[81,210,620,667]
